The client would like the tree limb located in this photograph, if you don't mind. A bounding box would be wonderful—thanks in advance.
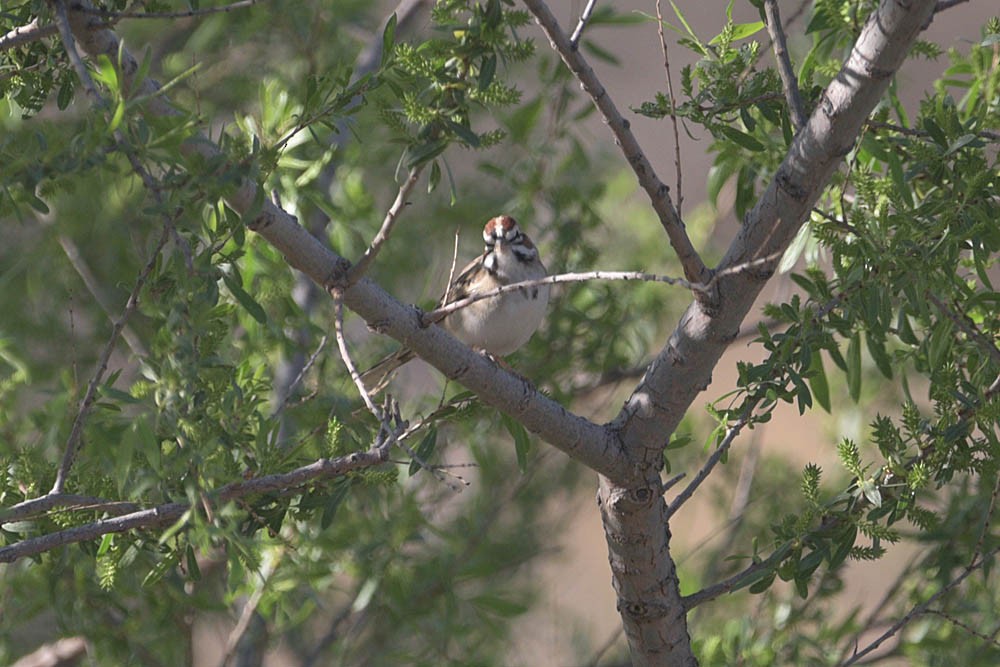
[764,0,808,132]
[58,0,632,483]
[523,0,709,286]
[0,443,394,564]
[0,17,57,52]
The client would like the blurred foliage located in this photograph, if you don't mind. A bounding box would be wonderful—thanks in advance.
[0,0,999,666]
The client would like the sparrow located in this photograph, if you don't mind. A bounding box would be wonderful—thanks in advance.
[363,215,550,387]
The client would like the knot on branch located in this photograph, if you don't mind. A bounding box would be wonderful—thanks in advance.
[618,599,671,621]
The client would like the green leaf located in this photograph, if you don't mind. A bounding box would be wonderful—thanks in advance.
[709,20,765,44]
[408,428,438,477]
[779,223,811,273]
[444,119,480,147]
[108,100,126,133]
[221,272,268,324]
[428,160,442,194]
[472,594,528,618]
[97,533,114,557]
[405,138,449,168]
[808,351,831,412]
[582,39,621,66]
[865,332,893,379]
[501,414,531,473]
[922,118,947,147]
[846,332,862,402]
[478,54,497,92]
[57,77,75,110]
[381,12,398,66]
[185,545,202,581]
[719,124,764,152]
[320,479,352,529]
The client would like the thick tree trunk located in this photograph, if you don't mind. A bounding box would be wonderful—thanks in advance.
[595,0,937,663]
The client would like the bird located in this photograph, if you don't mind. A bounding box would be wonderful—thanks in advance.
[362,215,550,388]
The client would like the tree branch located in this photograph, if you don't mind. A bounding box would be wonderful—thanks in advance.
[1,494,141,524]
[655,0,684,215]
[840,546,1000,666]
[82,0,261,20]
[58,0,632,483]
[764,0,807,132]
[0,17,57,51]
[523,0,709,286]
[0,443,394,564]
[346,167,423,283]
[568,0,597,48]
[665,415,748,519]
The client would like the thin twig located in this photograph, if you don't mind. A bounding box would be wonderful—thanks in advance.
[345,168,423,283]
[331,289,381,420]
[58,235,148,357]
[272,334,329,418]
[840,546,1000,666]
[866,119,1000,143]
[927,292,1000,368]
[969,474,1000,570]
[923,609,1000,651]
[683,549,783,609]
[82,0,261,21]
[934,0,970,14]
[441,227,462,306]
[585,625,624,667]
[0,17,57,51]
[219,549,282,667]
[666,416,748,518]
[1,442,397,564]
[50,221,172,494]
[522,0,709,285]
[1,494,141,524]
[568,0,598,48]
[763,0,807,132]
[655,0,683,215]
[424,269,693,323]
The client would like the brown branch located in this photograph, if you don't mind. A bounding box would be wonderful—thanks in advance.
[568,0,598,47]
[423,269,692,323]
[57,235,148,357]
[0,17,57,51]
[522,0,710,286]
[866,119,1000,143]
[840,546,1000,665]
[55,0,631,484]
[50,219,172,494]
[1,494,141,524]
[11,637,88,667]
[0,443,395,564]
[764,0,808,132]
[81,0,262,21]
[655,0,684,215]
[666,415,748,519]
[682,549,784,609]
[345,167,423,283]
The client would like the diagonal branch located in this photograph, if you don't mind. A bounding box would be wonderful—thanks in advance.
[346,167,423,283]
[655,0,684,215]
[610,0,937,473]
[0,17,57,51]
[840,545,1000,666]
[568,0,598,48]
[0,441,396,564]
[59,0,630,483]
[764,0,808,132]
[522,0,709,286]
